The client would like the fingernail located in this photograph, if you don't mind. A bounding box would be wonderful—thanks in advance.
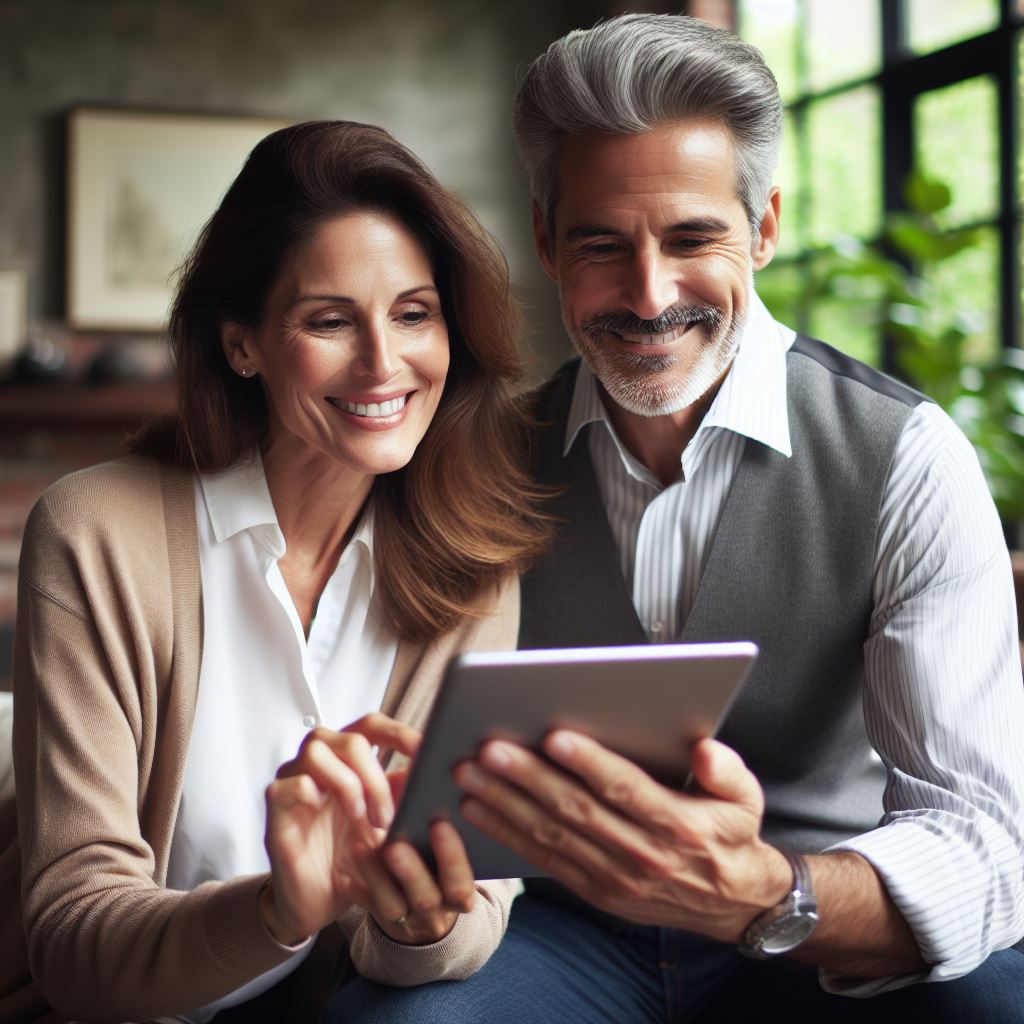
[548,732,574,758]
[455,762,486,791]
[481,742,511,770]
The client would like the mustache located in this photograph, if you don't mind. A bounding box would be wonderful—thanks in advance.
[580,304,724,338]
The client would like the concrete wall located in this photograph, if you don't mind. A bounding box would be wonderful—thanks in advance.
[0,0,648,373]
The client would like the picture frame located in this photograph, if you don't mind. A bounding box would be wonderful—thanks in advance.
[67,107,290,331]
[0,269,28,370]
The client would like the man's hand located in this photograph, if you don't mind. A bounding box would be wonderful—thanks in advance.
[454,731,792,943]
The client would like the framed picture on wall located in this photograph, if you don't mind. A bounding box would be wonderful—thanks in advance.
[0,269,28,371]
[67,107,290,332]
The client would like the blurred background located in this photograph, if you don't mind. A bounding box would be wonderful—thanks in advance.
[0,0,1022,687]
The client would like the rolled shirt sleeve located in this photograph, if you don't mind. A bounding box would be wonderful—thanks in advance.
[823,402,1024,995]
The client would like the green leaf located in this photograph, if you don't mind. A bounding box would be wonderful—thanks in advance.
[903,171,952,215]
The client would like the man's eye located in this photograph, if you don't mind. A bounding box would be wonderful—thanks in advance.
[582,242,621,256]
[672,238,710,250]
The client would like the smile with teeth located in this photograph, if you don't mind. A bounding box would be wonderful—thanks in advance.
[332,394,408,418]
[615,323,692,346]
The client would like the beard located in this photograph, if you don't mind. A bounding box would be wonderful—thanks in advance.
[569,302,743,418]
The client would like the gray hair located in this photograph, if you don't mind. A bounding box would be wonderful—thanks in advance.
[513,13,783,240]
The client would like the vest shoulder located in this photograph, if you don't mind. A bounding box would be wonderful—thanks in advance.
[522,359,580,419]
[788,335,929,409]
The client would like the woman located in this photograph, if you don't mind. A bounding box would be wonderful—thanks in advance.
[0,121,547,1023]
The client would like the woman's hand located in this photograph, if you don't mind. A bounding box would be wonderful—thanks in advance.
[261,712,476,947]
[358,818,477,944]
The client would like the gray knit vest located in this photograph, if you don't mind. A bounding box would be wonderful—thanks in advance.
[519,337,926,854]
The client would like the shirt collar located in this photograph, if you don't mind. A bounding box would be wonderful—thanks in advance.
[564,289,794,461]
[199,451,376,574]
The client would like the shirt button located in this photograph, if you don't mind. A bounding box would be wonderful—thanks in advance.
[651,620,664,634]
[302,715,317,729]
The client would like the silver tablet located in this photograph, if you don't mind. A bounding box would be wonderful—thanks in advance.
[387,641,757,880]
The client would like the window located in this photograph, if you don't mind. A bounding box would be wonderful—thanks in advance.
[739,0,1022,371]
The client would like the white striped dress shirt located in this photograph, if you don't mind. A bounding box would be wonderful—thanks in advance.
[565,293,1024,993]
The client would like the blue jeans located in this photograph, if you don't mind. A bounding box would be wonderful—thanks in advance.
[322,893,1024,1023]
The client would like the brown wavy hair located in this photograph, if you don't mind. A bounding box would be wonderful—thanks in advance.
[132,120,550,640]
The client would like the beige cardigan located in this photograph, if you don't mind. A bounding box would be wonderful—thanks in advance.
[0,457,519,1024]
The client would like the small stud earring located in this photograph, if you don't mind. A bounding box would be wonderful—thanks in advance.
[239,366,251,378]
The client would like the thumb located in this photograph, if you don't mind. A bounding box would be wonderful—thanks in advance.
[689,738,764,815]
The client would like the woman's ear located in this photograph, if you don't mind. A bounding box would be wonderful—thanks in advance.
[221,322,259,379]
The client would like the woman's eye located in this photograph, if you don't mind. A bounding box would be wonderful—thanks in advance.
[310,316,347,331]
[397,310,429,325]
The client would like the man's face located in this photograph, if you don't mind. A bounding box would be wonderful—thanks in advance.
[535,119,779,419]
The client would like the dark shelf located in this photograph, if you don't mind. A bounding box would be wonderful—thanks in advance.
[0,381,176,427]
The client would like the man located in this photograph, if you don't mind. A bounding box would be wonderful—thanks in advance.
[326,14,1024,1021]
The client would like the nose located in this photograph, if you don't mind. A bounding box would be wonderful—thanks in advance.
[620,247,679,321]
[351,317,396,382]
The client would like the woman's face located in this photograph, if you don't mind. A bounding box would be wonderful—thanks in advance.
[225,210,450,478]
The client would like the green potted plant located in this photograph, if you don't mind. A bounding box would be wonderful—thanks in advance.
[759,171,1024,642]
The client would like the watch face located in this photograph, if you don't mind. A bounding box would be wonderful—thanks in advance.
[761,913,819,954]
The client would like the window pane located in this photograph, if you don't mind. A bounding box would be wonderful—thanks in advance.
[1019,32,1024,207]
[805,0,880,92]
[806,249,884,366]
[920,226,999,365]
[915,76,998,227]
[806,87,882,246]
[754,259,805,333]
[807,294,881,366]
[738,0,799,101]
[907,0,999,55]
[774,111,801,258]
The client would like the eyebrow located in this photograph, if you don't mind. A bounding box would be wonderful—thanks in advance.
[293,284,439,304]
[564,217,732,242]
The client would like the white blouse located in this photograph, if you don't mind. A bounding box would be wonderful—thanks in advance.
[165,452,398,1021]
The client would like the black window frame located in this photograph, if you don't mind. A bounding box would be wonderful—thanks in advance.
[739,0,1023,370]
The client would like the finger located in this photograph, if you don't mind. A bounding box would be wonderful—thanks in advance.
[279,734,381,830]
[454,758,629,881]
[266,773,326,813]
[387,766,411,805]
[476,738,687,853]
[459,792,595,894]
[292,729,394,829]
[382,840,445,917]
[538,732,700,839]
[428,820,476,914]
[343,712,422,760]
[688,738,764,816]
[353,844,411,925]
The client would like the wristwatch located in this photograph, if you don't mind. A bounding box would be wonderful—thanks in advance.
[738,849,818,959]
